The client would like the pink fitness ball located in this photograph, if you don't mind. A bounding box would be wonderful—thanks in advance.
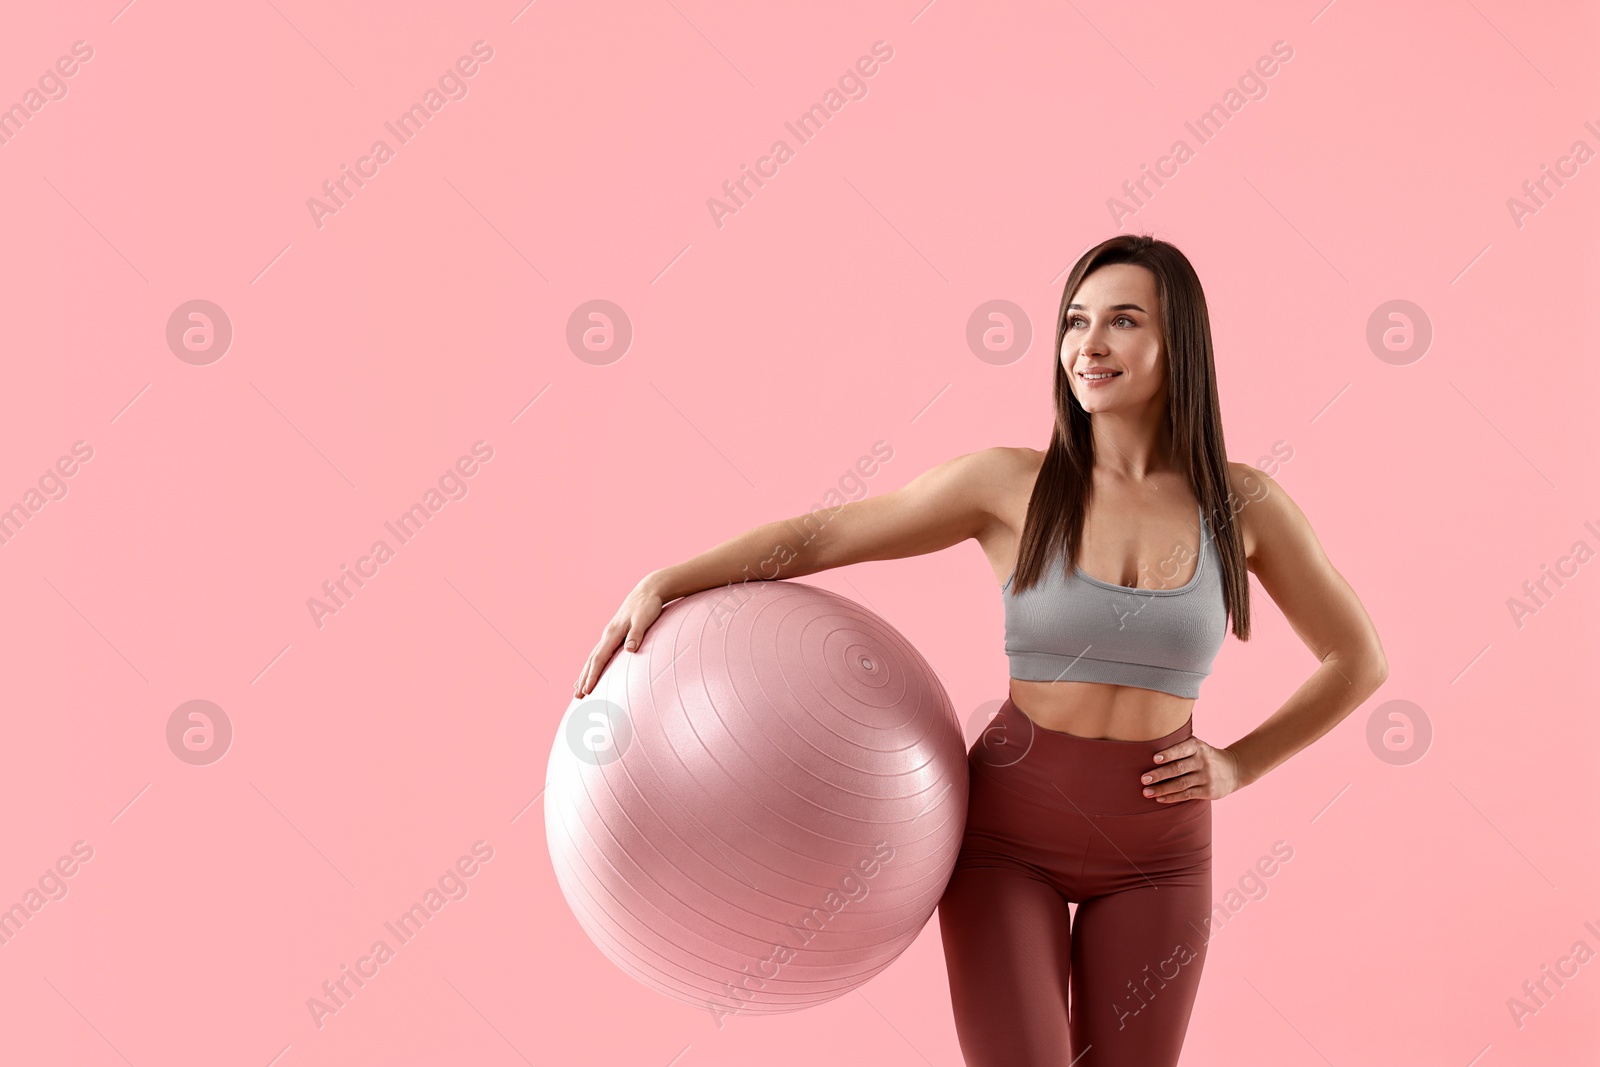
[545,579,969,1019]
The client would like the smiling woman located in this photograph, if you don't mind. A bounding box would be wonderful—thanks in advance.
[935,235,1386,1066]
[573,233,1388,1067]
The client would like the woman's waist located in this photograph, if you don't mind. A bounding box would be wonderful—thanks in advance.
[967,696,1195,815]
[1006,677,1194,742]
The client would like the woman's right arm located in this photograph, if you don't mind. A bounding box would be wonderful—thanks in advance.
[573,447,1011,698]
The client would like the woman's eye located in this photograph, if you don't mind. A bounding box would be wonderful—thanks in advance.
[1069,316,1134,328]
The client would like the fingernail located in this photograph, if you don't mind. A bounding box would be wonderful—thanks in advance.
[1142,775,1152,784]
[1154,755,1164,762]
[1143,789,1154,796]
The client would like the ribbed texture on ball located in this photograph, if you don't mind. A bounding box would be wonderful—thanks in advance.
[545,579,969,1018]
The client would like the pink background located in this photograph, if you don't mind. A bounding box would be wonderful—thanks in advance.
[3,0,1597,1063]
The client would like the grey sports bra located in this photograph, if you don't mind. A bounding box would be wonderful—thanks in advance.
[1001,504,1227,698]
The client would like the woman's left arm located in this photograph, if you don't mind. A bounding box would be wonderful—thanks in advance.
[1220,465,1390,789]
[1145,465,1389,802]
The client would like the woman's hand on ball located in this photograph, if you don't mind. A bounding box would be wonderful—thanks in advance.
[575,578,666,698]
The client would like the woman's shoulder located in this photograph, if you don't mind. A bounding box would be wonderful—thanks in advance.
[997,445,1047,476]
[1222,460,1300,566]
[989,446,1047,497]
[943,445,1042,482]
[932,446,1042,529]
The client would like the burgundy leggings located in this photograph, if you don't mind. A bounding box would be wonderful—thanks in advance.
[938,697,1212,1066]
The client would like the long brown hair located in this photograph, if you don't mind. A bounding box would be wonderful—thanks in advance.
[1010,234,1252,640]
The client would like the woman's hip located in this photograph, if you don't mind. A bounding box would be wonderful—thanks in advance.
[969,697,1200,815]
[956,697,1212,873]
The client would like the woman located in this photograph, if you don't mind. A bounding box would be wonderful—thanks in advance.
[573,234,1389,1066]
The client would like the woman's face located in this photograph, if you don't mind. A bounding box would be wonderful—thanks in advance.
[1061,263,1166,415]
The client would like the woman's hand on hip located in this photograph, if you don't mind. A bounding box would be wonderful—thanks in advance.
[1139,736,1244,802]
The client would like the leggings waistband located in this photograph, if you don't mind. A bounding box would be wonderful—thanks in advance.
[969,697,1196,815]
